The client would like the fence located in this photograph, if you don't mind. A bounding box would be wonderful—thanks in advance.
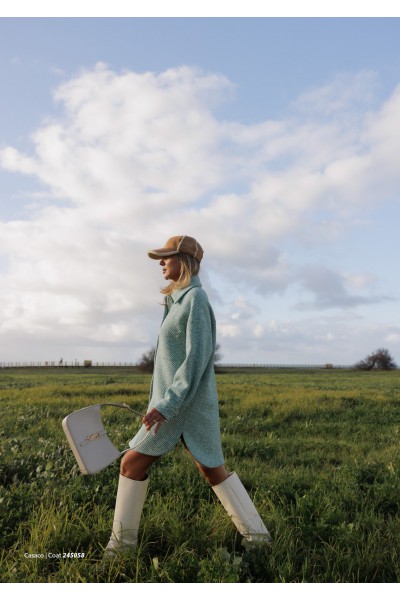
[216,363,353,370]
[0,361,354,370]
[0,361,136,369]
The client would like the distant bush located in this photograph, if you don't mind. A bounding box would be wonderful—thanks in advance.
[137,342,223,374]
[214,343,223,365]
[137,347,156,373]
[354,348,397,371]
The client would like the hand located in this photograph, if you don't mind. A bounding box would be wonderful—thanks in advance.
[142,408,166,434]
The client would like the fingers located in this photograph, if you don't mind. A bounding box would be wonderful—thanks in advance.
[152,421,163,434]
[142,408,166,433]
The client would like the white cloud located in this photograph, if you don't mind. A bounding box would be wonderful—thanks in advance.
[385,332,400,345]
[1,65,400,363]
[294,70,380,117]
[293,265,391,310]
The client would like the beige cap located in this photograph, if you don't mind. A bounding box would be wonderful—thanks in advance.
[148,235,204,262]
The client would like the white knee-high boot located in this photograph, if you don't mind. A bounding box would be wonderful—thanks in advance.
[212,472,272,545]
[104,474,149,557]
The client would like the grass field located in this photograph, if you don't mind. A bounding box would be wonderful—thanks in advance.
[0,367,399,583]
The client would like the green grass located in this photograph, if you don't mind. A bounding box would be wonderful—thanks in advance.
[1,367,399,582]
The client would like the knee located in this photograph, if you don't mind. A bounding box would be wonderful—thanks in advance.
[120,453,144,481]
[119,454,132,478]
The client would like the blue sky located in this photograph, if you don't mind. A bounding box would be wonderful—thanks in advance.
[1,17,400,365]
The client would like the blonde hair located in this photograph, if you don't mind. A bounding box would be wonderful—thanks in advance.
[161,253,200,296]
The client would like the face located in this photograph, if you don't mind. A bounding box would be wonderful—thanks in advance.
[160,256,181,281]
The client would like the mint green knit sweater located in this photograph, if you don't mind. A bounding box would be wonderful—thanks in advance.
[129,276,224,468]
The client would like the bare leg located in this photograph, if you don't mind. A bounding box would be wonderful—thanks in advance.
[120,449,160,480]
[195,462,230,486]
[181,436,229,486]
[181,439,229,485]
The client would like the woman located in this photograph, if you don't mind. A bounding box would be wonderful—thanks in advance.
[105,235,272,557]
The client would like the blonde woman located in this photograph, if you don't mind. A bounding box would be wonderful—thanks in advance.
[105,235,272,556]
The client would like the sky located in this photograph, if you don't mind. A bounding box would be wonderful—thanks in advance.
[1,15,400,366]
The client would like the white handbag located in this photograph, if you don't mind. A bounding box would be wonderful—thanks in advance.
[62,403,150,475]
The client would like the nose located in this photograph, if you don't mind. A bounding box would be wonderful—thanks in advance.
[160,259,166,266]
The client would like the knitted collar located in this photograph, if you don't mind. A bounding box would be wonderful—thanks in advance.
[170,275,202,303]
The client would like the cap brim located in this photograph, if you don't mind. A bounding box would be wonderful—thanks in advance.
[147,248,180,260]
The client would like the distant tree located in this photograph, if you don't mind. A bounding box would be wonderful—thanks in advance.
[354,348,397,371]
[137,342,223,374]
[137,347,156,373]
[214,342,223,365]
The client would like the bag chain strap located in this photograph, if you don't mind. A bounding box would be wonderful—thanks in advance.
[97,402,155,453]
